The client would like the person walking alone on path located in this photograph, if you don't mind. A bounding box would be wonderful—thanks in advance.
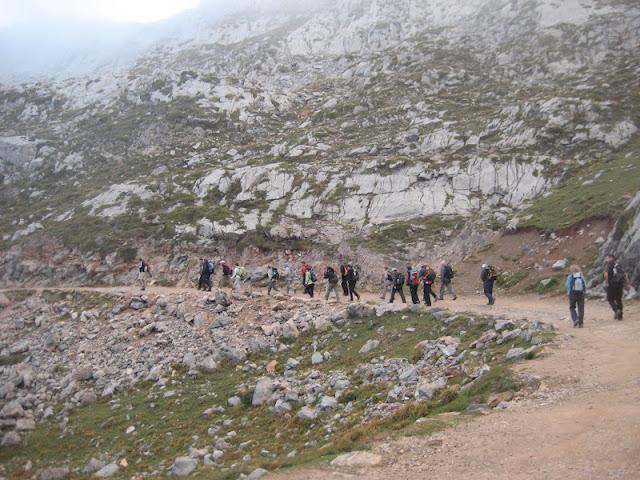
[345,264,361,301]
[439,260,457,301]
[566,265,587,328]
[380,266,393,300]
[480,264,497,305]
[267,265,280,296]
[137,258,151,291]
[420,265,438,306]
[340,264,349,297]
[389,268,407,304]
[604,254,629,320]
[304,265,316,298]
[324,265,341,302]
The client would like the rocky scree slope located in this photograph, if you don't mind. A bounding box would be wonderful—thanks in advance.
[0,288,549,478]
[0,0,639,286]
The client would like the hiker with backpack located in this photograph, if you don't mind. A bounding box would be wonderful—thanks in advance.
[198,258,214,291]
[324,266,341,302]
[267,265,280,295]
[231,262,246,297]
[340,264,350,297]
[480,264,497,305]
[219,260,233,289]
[389,268,407,304]
[284,260,295,295]
[420,265,438,306]
[439,260,457,301]
[304,265,317,298]
[406,265,421,304]
[346,263,361,301]
[566,265,587,328]
[137,258,151,291]
[604,254,629,320]
[380,266,394,300]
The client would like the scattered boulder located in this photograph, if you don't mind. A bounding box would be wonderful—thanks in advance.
[170,457,198,476]
[552,258,568,271]
[359,339,380,354]
[1,430,21,448]
[94,463,119,478]
[252,377,274,406]
[247,468,269,480]
[38,467,70,480]
[415,377,447,401]
[346,303,376,319]
[297,406,318,420]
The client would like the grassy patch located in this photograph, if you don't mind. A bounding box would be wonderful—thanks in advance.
[521,136,640,231]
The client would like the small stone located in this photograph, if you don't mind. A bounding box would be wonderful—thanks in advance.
[1,431,21,447]
[552,258,568,271]
[94,463,119,478]
[228,396,242,407]
[82,458,105,474]
[38,467,70,480]
[297,406,318,420]
[126,426,135,434]
[359,339,380,354]
[170,457,198,476]
[247,468,268,479]
[319,396,338,411]
[331,451,382,468]
[252,377,274,406]
[311,352,323,365]
[16,418,36,431]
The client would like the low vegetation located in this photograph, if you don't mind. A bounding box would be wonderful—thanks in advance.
[1,309,547,479]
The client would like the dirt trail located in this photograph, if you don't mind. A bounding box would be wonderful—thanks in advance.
[2,286,639,478]
[269,294,640,480]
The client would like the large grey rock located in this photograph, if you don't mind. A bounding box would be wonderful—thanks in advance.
[252,377,274,406]
[170,457,198,476]
[1,400,25,418]
[72,366,93,382]
[82,458,105,474]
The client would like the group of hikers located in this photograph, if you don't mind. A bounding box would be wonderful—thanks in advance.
[136,252,632,327]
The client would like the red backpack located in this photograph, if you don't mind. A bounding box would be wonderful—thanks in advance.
[411,270,420,286]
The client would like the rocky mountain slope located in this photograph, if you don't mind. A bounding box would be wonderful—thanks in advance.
[1,0,639,287]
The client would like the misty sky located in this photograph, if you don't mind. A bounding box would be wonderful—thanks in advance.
[0,0,203,28]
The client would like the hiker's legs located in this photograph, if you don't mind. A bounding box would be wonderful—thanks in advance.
[423,284,432,306]
[569,294,579,325]
[234,278,241,296]
[333,284,340,301]
[398,288,406,303]
[439,283,445,300]
[389,287,396,303]
[577,293,585,326]
[483,283,493,305]
[447,283,457,300]
[410,285,419,304]
[349,283,360,301]
[324,285,330,301]
[342,279,349,296]
[616,287,624,319]
[309,284,315,298]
